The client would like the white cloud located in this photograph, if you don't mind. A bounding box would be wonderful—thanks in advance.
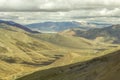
[84,8,120,17]
[0,0,120,11]
[0,11,120,24]
[99,8,120,16]
[0,0,120,24]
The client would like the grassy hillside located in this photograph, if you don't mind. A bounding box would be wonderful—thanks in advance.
[0,24,52,63]
[30,33,119,55]
[50,53,94,67]
[0,23,62,79]
[16,48,120,80]
[30,33,97,49]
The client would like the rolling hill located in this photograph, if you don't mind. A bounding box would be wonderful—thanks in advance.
[16,48,120,80]
[30,33,96,49]
[30,33,118,53]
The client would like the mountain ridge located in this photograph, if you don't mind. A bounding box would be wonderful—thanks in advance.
[61,24,120,43]
[0,20,39,33]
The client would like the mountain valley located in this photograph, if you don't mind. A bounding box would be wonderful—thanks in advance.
[0,20,119,80]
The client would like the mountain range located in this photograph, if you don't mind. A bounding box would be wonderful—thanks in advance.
[26,21,111,32]
[62,24,120,43]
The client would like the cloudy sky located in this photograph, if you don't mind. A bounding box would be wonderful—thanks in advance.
[0,0,120,24]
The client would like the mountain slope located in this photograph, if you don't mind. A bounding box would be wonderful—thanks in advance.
[0,26,50,63]
[0,20,39,33]
[50,53,81,66]
[73,24,120,43]
[16,48,120,80]
[50,53,93,67]
[0,23,60,79]
[30,33,96,49]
